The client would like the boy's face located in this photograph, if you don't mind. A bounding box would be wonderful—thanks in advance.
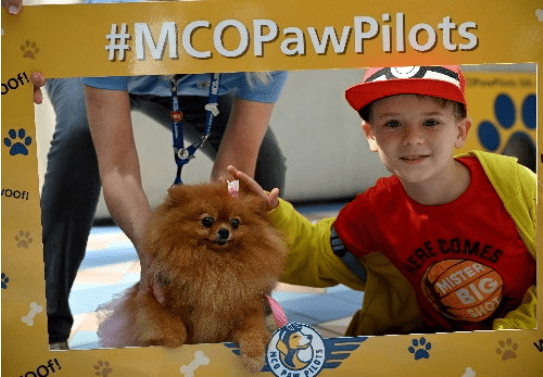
[363,94,471,186]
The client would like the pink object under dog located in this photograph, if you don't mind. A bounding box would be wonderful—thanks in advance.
[266,295,288,328]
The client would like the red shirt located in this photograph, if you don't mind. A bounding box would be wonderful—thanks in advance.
[334,157,535,331]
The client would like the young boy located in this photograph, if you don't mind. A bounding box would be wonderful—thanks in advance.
[228,65,537,335]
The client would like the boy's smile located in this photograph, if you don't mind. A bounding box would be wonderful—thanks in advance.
[363,94,471,204]
[400,155,429,164]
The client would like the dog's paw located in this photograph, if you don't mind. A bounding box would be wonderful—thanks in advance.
[154,337,185,348]
[140,325,187,348]
[233,322,269,372]
[241,353,265,374]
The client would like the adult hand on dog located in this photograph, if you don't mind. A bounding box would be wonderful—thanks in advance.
[137,252,166,304]
[227,165,280,211]
[2,0,46,104]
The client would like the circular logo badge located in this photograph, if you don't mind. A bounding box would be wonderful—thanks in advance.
[421,259,503,322]
[266,323,326,377]
[390,66,421,78]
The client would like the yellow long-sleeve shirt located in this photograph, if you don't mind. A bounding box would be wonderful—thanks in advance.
[267,150,536,335]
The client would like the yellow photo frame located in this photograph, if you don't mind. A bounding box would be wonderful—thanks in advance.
[2,1,542,376]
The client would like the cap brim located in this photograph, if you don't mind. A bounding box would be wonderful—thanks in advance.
[345,79,466,112]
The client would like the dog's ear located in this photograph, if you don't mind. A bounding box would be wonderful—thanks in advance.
[166,184,195,205]
[276,339,289,355]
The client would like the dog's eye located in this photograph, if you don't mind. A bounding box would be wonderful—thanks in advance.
[202,216,215,228]
[230,218,240,229]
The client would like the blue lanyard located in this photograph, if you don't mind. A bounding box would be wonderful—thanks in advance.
[170,73,220,185]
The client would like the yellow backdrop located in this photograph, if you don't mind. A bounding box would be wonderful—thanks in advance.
[2,1,542,376]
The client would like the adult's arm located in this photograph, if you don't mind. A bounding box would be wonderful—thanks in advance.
[84,85,163,301]
[211,98,275,182]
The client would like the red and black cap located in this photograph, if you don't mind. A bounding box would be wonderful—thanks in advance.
[345,65,467,114]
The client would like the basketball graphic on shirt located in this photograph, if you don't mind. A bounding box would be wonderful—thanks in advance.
[421,259,503,322]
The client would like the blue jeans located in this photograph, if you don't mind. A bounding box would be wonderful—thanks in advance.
[42,77,286,343]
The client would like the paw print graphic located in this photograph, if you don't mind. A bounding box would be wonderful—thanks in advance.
[1,273,10,289]
[496,338,518,361]
[4,128,32,156]
[408,337,432,360]
[15,231,33,249]
[477,93,536,171]
[21,40,39,60]
[94,361,112,377]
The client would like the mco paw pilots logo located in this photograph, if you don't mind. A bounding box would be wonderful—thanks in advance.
[267,323,325,376]
[224,323,367,375]
[262,323,368,377]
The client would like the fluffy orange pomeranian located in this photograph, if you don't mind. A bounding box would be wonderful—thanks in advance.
[97,181,286,372]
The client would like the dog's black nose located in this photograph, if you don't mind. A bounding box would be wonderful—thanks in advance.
[218,228,230,239]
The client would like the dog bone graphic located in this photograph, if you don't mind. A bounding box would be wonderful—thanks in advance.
[537,9,543,22]
[180,350,210,377]
[22,302,43,326]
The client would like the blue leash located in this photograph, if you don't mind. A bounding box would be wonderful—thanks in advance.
[170,73,221,185]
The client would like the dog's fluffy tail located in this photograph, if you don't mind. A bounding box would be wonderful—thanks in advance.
[96,286,139,348]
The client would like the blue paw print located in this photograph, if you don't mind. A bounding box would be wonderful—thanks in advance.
[4,128,32,155]
[1,273,10,289]
[477,93,536,170]
[408,337,432,360]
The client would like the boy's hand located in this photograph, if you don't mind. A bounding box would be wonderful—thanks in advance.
[227,165,280,211]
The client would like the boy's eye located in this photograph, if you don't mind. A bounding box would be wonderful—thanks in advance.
[230,218,240,229]
[202,216,215,228]
[384,120,401,128]
[424,119,440,127]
